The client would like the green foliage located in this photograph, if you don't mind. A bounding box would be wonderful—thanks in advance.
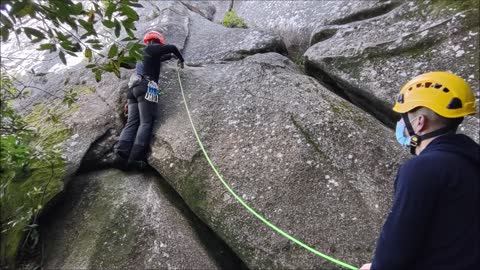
[292,53,305,72]
[0,75,70,267]
[0,0,145,81]
[222,10,248,29]
[430,0,479,11]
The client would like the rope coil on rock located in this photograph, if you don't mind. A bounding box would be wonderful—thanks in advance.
[176,67,359,270]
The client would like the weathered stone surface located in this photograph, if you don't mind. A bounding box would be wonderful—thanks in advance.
[41,169,230,269]
[305,0,479,141]
[180,0,216,20]
[136,1,190,50]
[210,0,400,55]
[184,10,286,65]
[148,53,409,269]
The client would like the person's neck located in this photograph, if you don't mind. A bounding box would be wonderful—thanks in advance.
[415,136,437,155]
[415,131,452,155]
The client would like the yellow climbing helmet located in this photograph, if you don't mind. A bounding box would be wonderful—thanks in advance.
[393,71,476,118]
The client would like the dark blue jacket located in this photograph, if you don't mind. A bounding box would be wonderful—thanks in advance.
[372,134,480,270]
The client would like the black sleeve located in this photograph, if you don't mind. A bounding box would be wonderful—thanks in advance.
[163,45,184,62]
[159,54,172,62]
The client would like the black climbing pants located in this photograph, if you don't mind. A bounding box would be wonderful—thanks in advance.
[115,80,156,162]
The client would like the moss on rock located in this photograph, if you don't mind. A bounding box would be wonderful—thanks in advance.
[1,102,72,267]
[179,169,211,218]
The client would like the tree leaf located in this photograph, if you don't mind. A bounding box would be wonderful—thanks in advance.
[121,5,138,21]
[0,13,14,27]
[121,19,135,30]
[59,41,80,52]
[54,30,70,42]
[23,27,45,40]
[105,2,116,20]
[65,18,78,32]
[8,0,28,20]
[72,3,83,15]
[125,28,134,38]
[113,64,120,78]
[0,26,9,42]
[84,48,92,62]
[114,19,121,38]
[92,2,102,17]
[85,39,100,44]
[108,44,118,58]
[102,20,115,28]
[12,1,33,18]
[64,50,77,57]
[58,50,67,65]
[103,62,113,72]
[120,56,137,67]
[37,43,55,51]
[95,70,102,82]
[121,36,136,42]
[78,19,94,33]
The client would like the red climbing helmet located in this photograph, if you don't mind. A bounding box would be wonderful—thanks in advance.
[143,31,165,44]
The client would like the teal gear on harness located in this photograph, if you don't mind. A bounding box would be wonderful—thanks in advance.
[145,81,159,103]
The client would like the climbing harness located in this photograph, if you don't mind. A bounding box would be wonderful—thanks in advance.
[176,66,359,270]
[128,73,142,88]
[145,80,159,103]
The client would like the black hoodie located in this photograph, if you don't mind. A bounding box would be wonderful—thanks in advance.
[143,44,184,82]
[372,134,480,270]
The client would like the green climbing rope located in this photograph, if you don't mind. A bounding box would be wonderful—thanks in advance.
[176,67,359,270]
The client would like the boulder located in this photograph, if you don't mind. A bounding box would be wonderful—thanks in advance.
[209,0,401,56]
[305,0,479,141]
[41,169,235,269]
[148,53,409,269]
[136,1,190,50]
[184,11,286,65]
[179,0,216,21]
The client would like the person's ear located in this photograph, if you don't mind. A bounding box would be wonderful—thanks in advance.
[415,114,428,134]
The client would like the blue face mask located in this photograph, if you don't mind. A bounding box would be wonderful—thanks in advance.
[395,120,411,147]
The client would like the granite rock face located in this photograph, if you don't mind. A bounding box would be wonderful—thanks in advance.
[41,170,231,270]
[209,0,401,56]
[304,0,479,140]
[148,53,409,269]
[184,11,286,65]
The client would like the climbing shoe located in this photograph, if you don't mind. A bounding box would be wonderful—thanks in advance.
[127,160,149,171]
[111,152,129,170]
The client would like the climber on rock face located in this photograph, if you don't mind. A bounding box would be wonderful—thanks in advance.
[114,30,185,169]
[361,72,479,270]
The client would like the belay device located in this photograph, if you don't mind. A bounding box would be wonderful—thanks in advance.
[145,81,159,103]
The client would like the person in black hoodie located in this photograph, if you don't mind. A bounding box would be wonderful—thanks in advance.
[115,30,184,169]
[361,72,479,270]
